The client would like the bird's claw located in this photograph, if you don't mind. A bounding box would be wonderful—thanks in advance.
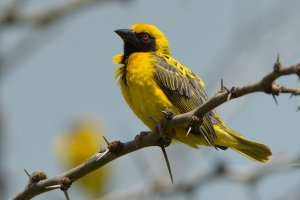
[160,108,176,120]
[154,121,175,142]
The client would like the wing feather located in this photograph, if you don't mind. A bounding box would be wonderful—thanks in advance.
[154,55,218,146]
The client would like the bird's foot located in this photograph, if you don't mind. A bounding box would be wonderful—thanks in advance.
[154,121,176,142]
[157,108,177,145]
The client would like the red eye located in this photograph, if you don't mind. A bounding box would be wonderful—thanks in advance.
[142,34,149,41]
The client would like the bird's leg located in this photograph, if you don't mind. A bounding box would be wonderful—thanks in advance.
[134,109,176,145]
[154,121,174,142]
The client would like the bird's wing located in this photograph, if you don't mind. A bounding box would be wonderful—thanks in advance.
[154,55,217,146]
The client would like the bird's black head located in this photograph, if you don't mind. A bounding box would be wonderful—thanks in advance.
[115,28,156,56]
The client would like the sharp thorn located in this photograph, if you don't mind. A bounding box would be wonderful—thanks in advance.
[202,133,211,146]
[273,53,282,72]
[160,147,173,184]
[221,79,224,91]
[63,190,70,200]
[102,136,109,145]
[272,94,278,105]
[45,185,61,189]
[186,127,192,137]
[96,149,109,161]
[227,93,232,101]
[201,132,218,151]
[24,169,30,177]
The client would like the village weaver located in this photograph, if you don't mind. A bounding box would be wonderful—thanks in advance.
[113,23,272,166]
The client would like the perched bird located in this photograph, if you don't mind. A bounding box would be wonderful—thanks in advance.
[113,23,272,163]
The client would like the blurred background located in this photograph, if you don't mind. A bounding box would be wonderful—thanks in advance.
[1,0,300,199]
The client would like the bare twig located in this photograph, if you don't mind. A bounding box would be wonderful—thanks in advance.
[96,156,299,200]
[151,156,297,195]
[0,0,133,27]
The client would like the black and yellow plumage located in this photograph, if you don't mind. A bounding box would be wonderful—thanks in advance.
[114,23,272,162]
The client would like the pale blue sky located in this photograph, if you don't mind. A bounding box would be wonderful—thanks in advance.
[1,0,300,199]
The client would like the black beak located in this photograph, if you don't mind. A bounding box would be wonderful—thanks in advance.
[114,29,138,44]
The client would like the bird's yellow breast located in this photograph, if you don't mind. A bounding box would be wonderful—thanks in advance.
[119,53,177,130]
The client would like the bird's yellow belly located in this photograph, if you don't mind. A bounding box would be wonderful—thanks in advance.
[119,53,178,130]
[120,73,178,130]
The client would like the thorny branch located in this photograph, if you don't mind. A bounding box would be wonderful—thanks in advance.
[11,58,300,199]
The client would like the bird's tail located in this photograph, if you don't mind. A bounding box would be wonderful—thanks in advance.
[173,126,272,162]
[225,127,272,163]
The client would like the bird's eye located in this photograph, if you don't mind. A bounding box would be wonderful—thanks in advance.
[142,33,149,41]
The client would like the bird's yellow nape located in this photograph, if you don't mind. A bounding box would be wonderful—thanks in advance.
[129,23,171,55]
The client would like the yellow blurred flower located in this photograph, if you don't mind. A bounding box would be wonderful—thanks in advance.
[54,118,109,197]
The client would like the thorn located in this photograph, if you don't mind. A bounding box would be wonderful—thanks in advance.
[24,169,30,177]
[202,133,211,146]
[186,127,192,137]
[227,93,232,101]
[63,190,70,200]
[102,136,109,146]
[219,81,232,100]
[186,116,202,137]
[273,53,282,72]
[272,94,278,105]
[221,79,224,91]
[201,132,218,151]
[96,149,109,161]
[160,147,173,184]
[45,185,62,189]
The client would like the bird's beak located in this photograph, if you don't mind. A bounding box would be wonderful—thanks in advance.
[114,29,138,44]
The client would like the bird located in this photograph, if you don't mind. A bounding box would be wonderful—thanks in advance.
[113,23,272,163]
[55,118,109,197]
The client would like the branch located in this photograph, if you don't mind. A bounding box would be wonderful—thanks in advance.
[0,0,134,75]
[165,156,296,194]
[96,155,299,200]
[11,59,300,199]
[169,59,300,127]
[0,0,132,27]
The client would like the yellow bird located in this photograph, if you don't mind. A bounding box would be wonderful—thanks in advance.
[55,119,109,197]
[113,23,272,162]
